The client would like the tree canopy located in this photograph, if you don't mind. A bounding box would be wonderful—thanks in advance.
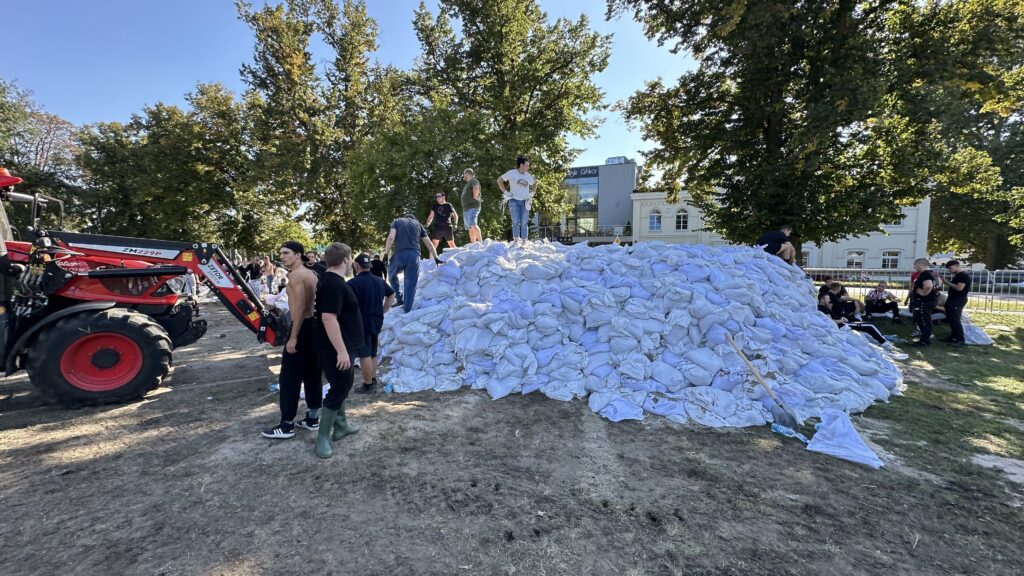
[609,0,1024,267]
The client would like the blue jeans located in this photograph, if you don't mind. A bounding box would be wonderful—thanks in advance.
[509,199,528,239]
[389,249,420,313]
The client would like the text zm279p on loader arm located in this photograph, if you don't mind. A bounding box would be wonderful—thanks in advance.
[0,169,283,407]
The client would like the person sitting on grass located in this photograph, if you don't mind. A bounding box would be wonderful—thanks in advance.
[827,282,863,321]
[819,295,886,344]
[864,281,902,323]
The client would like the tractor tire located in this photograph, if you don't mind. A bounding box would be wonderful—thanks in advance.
[26,309,173,407]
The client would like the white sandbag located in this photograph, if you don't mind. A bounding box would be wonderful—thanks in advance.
[379,240,901,432]
[806,409,883,468]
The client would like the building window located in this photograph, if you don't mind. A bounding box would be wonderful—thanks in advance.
[675,210,689,231]
[800,251,811,267]
[649,209,662,232]
[846,250,865,269]
[881,250,900,269]
[562,174,599,236]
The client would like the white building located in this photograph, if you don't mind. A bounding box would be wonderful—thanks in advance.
[630,191,931,270]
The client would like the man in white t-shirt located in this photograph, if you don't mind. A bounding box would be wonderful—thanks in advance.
[497,156,536,243]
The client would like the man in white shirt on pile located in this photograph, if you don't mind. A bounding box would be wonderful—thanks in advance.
[497,156,536,244]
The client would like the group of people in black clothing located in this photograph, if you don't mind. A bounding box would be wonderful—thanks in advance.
[261,241,395,459]
[813,258,972,348]
[756,224,973,349]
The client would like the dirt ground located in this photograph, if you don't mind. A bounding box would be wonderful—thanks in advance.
[1,307,1022,576]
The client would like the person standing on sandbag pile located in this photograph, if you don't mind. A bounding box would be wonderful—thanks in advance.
[426,191,459,251]
[910,258,939,347]
[383,212,443,313]
[461,168,483,243]
[497,156,536,244]
[755,224,797,265]
[261,241,323,439]
[349,253,395,394]
[938,260,971,347]
[312,242,364,459]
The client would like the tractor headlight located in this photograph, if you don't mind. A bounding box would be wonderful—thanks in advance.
[164,276,185,294]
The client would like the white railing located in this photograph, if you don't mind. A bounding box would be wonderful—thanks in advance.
[803,267,1024,314]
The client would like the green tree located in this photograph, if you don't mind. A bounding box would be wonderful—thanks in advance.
[0,79,85,232]
[610,0,937,250]
[887,0,1024,268]
[379,0,612,240]
[76,83,288,251]
[236,0,382,249]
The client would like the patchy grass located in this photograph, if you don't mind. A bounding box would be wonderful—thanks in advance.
[865,312,1024,491]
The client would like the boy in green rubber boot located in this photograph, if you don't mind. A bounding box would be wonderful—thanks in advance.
[312,242,364,458]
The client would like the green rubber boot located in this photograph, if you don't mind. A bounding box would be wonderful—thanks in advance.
[332,403,360,441]
[315,407,338,459]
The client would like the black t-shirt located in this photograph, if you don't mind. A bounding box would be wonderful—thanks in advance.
[947,271,971,303]
[431,203,455,229]
[347,271,395,336]
[313,272,365,354]
[370,259,387,279]
[755,230,788,252]
[912,270,939,302]
[243,262,261,280]
[819,285,848,299]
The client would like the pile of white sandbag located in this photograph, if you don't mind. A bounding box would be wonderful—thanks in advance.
[378,240,904,428]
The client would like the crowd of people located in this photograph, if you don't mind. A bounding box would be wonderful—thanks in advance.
[243,156,544,458]
[811,259,972,349]
[237,168,973,458]
[754,224,973,349]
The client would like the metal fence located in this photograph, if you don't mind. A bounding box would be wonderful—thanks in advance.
[803,267,1024,314]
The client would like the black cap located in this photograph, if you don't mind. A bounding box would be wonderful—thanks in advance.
[354,253,371,268]
[281,241,309,263]
[944,260,960,268]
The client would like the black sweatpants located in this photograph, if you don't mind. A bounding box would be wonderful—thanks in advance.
[848,322,886,344]
[911,298,936,343]
[317,347,354,411]
[279,320,322,422]
[865,300,900,319]
[945,299,966,342]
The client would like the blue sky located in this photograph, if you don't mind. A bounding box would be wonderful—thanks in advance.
[2,0,692,167]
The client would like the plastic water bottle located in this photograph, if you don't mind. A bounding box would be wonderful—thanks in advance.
[771,422,809,444]
[383,381,394,394]
[268,382,280,392]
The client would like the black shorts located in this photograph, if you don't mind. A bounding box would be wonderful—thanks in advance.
[353,333,379,359]
[430,226,454,242]
[762,243,783,255]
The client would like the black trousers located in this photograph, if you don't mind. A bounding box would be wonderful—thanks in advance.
[848,322,886,344]
[279,320,322,422]
[865,300,899,319]
[317,347,354,411]
[945,299,966,342]
[911,298,936,343]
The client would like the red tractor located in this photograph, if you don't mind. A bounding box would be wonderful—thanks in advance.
[0,169,282,407]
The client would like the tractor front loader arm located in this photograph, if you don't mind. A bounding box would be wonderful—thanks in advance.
[48,232,283,346]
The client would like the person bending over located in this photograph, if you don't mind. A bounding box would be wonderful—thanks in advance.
[827,282,862,321]
[383,212,442,313]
